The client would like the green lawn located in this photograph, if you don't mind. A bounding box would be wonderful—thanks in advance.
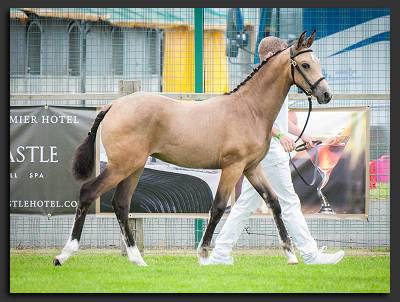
[10,250,390,293]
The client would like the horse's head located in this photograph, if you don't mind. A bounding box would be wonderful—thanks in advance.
[289,30,332,104]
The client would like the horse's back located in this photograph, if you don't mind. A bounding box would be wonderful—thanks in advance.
[101,91,261,169]
[101,91,199,143]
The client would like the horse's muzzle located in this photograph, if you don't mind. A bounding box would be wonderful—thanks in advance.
[317,91,332,104]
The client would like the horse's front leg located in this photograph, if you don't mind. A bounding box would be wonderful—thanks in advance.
[197,163,244,264]
[244,164,295,257]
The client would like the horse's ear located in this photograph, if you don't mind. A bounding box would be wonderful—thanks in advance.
[305,29,316,48]
[296,31,307,50]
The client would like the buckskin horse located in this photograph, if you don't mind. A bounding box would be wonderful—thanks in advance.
[54,30,332,267]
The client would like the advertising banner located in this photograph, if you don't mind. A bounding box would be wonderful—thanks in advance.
[10,106,96,215]
[288,107,369,215]
[10,106,368,216]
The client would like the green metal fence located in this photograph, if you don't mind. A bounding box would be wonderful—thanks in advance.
[10,8,390,251]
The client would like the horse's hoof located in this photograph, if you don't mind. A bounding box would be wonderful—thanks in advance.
[198,257,209,266]
[137,261,148,267]
[285,249,299,265]
[197,247,209,259]
[53,258,62,266]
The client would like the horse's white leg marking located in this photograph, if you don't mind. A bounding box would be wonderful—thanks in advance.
[55,237,79,265]
[123,240,147,266]
[117,215,147,266]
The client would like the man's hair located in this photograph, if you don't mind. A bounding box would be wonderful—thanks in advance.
[258,36,288,61]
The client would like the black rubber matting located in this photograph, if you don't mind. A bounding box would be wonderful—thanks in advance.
[100,161,213,213]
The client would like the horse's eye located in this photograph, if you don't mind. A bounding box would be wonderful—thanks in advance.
[302,63,310,69]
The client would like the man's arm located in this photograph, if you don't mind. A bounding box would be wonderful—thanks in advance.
[288,119,303,137]
[271,125,295,152]
[271,126,282,138]
[288,111,315,148]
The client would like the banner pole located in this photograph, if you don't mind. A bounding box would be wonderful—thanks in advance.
[194,8,204,248]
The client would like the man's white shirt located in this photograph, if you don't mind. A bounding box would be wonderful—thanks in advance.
[262,96,290,167]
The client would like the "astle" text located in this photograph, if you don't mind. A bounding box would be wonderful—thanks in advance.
[10,146,58,163]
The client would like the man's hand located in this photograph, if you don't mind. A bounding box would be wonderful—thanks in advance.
[301,134,315,149]
[279,134,296,152]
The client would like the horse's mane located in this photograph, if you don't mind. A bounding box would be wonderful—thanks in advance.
[224,47,288,95]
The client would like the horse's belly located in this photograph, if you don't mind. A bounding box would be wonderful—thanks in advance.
[151,144,221,169]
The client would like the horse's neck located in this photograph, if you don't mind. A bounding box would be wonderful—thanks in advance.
[238,54,292,129]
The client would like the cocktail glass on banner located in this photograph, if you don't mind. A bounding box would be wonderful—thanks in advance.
[307,135,350,214]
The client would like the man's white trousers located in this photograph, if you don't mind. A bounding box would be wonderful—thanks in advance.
[212,159,318,259]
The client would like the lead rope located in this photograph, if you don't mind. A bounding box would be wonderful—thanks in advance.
[288,95,322,187]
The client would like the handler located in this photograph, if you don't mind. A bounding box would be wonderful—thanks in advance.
[204,36,345,265]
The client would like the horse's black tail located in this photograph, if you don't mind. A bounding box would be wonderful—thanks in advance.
[72,105,112,181]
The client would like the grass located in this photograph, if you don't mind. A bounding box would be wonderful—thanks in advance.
[10,249,390,293]
[369,182,390,200]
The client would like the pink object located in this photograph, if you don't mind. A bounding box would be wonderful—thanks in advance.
[369,161,377,189]
[376,155,390,183]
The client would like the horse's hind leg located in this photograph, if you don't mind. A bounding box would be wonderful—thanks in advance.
[244,164,295,256]
[112,170,147,266]
[54,166,126,266]
[198,164,244,263]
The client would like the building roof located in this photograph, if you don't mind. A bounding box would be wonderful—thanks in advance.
[10,8,257,31]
